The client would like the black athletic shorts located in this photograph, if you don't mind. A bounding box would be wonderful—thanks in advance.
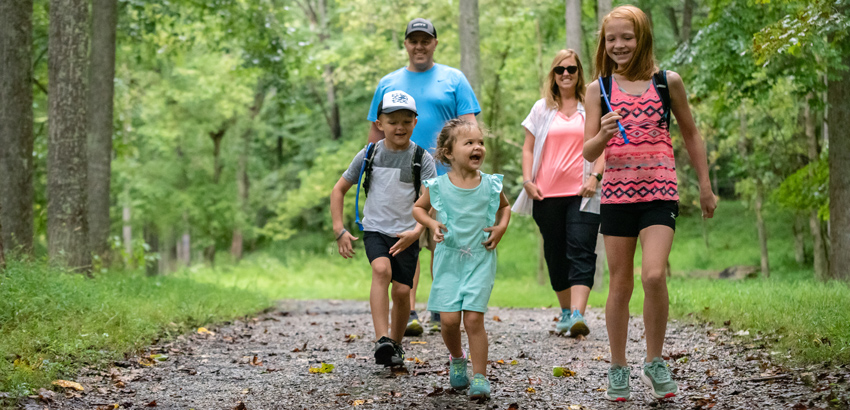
[600,200,679,237]
[363,231,419,287]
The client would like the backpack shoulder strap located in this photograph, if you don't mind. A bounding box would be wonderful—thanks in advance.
[600,76,613,116]
[362,142,377,196]
[412,145,425,199]
[652,70,671,129]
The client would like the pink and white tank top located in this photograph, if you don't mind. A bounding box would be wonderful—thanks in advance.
[602,77,678,204]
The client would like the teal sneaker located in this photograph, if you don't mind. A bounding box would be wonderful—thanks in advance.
[605,365,631,402]
[555,311,573,334]
[568,310,590,338]
[468,373,490,399]
[640,357,678,399]
[449,352,469,389]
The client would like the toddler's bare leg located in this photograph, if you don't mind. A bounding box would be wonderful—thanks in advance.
[439,312,463,358]
[463,311,488,375]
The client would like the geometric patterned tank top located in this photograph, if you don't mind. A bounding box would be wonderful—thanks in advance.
[602,77,679,204]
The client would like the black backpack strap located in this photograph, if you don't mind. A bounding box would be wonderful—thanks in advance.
[412,145,425,199]
[652,70,671,129]
[600,76,613,116]
[362,142,376,196]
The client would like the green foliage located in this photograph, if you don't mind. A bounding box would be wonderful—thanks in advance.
[773,159,830,219]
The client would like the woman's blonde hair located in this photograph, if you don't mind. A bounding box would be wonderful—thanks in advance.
[543,49,586,109]
[434,119,480,166]
[593,5,658,81]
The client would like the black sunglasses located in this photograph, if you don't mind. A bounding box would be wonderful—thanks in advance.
[553,65,578,75]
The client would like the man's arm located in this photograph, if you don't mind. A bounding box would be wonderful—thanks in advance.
[459,113,477,126]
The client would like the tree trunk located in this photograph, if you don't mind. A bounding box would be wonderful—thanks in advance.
[0,0,35,255]
[664,7,680,42]
[565,0,582,56]
[179,212,191,267]
[210,127,226,184]
[597,0,612,26]
[828,45,850,281]
[534,17,545,92]
[122,203,132,267]
[300,0,340,139]
[755,179,770,278]
[485,47,510,174]
[323,65,341,139]
[0,204,6,269]
[48,0,91,272]
[792,214,806,264]
[87,0,117,260]
[143,221,158,276]
[805,95,829,279]
[459,0,481,97]
[231,85,266,261]
[681,0,695,43]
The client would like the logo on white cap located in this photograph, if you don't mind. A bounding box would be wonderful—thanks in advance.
[380,90,417,115]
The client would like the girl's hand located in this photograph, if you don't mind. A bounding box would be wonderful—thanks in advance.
[390,229,419,256]
[579,177,598,198]
[431,222,447,243]
[336,231,359,259]
[700,189,718,219]
[482,224,507,250]
[523,181,544,201]
[599,111,623,141]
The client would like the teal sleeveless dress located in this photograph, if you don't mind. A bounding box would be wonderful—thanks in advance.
[424,172,504,313]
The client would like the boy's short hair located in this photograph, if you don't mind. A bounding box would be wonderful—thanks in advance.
[377,90,418,117]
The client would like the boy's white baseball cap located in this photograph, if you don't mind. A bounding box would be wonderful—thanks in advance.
[379,90,417,116]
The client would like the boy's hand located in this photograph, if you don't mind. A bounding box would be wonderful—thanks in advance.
[482,224,507,250]
[390,230,419,256]
[431,222,447,243]
[336,231,359,259]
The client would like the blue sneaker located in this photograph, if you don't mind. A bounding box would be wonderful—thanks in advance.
[468,373,490,399]
[555,311,573,334]
[568,310,589,338]
[449,352,469,389]
[640,357,678,399]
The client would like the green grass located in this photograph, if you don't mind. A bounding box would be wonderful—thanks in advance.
[0,259,271,396]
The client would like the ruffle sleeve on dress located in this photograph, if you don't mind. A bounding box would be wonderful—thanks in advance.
[487,174,504,227]
[422,176,443,214]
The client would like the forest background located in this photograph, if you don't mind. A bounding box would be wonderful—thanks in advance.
[1,0,849,399]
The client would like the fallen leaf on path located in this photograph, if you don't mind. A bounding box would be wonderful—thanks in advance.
[508,403,520,410]
[497,359,505,365]
[52,380,84,391]
[336,393,350,396]
[308,363,334,373]
[249,355,263,366]
[351,400,365,406]
[146,400,157,407]
[553,366,576,377]
[493,315,502,322]
[233,402,247,410]
[346,353,356,359]
[197,327,214,335]
[410,341,427,344]
[526,387,536,393]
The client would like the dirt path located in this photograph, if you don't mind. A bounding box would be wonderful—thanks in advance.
[40,300,846,410]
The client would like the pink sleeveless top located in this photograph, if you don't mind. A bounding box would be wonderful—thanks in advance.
[602,77,678,204]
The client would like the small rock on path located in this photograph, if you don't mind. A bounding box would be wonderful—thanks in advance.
[46,300,847,410]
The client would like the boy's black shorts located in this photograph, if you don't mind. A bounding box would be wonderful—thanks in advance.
[363,231,419,288]
[600,200,679,237]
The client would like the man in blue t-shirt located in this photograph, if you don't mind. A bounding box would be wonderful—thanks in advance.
[367,17,481,335]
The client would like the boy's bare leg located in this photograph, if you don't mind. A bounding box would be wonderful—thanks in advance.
[370,258,393,339]
[463,311,488,375]
[409,262,419,309]
[390,281,411,342]
[439,311,463,358]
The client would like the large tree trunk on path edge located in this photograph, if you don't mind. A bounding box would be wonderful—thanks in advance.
[231,84,267,261]
[460,0,481,97]
[565,0,582,56]
[0,204,6,270]
[828,43,850,281]
[87,0,117,261]
[0,0,35,255]
[805,96,829,279]
[755,180,770,278]
[48,0,91,272]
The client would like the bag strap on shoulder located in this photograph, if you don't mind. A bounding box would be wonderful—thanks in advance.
[362,142,377,196]
[652,70,671,129]
[412,145,425,199]
[354,142,375,231]
[600,76,613,116]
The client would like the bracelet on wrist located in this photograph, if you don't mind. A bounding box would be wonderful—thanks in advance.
[335,229,348,241]
[522,179,532,186]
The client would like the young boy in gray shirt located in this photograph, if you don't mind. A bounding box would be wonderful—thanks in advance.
[330,90,437,366]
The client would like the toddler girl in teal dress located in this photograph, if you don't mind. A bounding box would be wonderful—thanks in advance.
[413,119,511,400]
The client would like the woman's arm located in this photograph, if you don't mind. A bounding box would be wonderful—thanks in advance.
[667,71,717,219]
[583,81,622,162]
[521,127,544,200]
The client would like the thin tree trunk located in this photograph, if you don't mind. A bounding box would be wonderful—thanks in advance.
[231,85,266,261]
[534,17,545,92]
[48,0,91,272]
[805,96,829,279]
[565,0,582,56]
[755,179,770,278]
[143,221,158,276]
[681,0,695,43]
[210,127,226,184]
[0,0,35,255]
[459,0,481,97]
[485,47,510,174]
[323,65,341,139]
[664,7,680,42]
[828,43,850,281]
[0,204,6,269]
[597,0,612,26]
[159,229,172,274]
[792,214,806,264]
[122,203,131,267]
[179,212,190,267]
[87,0,117,260]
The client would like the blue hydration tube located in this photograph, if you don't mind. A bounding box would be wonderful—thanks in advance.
[598,78,629,144]
[353,143,375,231]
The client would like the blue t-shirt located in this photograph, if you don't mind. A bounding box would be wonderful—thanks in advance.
[368,64,481,174]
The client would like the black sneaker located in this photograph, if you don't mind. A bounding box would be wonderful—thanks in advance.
[390,340,405,366]
[373,336,396,366]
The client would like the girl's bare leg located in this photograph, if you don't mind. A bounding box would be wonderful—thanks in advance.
[604,235,638,366]
[463,311,488,375]
[638,225,675,362]
[440,311,463,358]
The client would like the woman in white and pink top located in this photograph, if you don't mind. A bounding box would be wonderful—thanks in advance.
[512,49,604,338]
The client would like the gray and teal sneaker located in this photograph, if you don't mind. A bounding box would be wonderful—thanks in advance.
[449,352,469,389]
[468,373,490,399]
[640,357,678,399]
[555,311,573,334]
[430,312,441,333]
[605,365,631,402]
[373,336,396,366]
[405,311,424,336]
[568,310,590,338]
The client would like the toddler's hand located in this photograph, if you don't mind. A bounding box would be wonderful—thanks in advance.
[432,222,447,243]
[336,231,359,259]
[482,225,507,250]
[390,230,419,256]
